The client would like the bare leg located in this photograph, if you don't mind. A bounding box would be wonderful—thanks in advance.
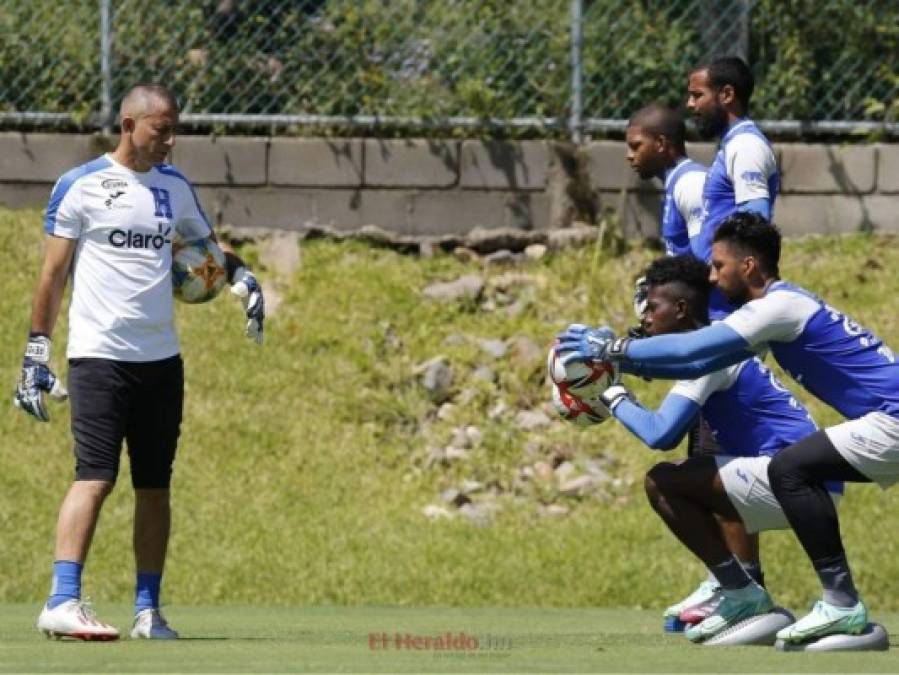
[54,480,114,562]
[645,456,744,567]
[719,521,760,565]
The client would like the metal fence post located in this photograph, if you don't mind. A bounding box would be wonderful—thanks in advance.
[737,0,750,62]
[100,0,113,134]
[570,0,583,144]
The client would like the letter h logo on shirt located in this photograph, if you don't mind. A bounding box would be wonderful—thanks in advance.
[149,187,173,219]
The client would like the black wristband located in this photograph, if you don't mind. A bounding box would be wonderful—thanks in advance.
[28,331,49,340]
[607,337,631,359]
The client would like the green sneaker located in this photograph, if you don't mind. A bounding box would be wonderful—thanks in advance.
[684,584,774,643]
[776,600,867,643]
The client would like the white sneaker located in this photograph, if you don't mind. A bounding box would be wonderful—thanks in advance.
[37,599,119,641]
[776,599,867,643]
[663,578,721,620]
[131,608,179,639]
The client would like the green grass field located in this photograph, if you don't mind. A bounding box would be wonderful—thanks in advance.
[3,206,899,672]
[2,605,899,673]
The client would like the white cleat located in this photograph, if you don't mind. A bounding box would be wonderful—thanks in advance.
[664,579,721,621]
[130,608,179,639]
[37,599,120,641]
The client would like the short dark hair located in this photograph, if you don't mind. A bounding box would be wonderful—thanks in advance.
[627,103,686,151]
[700,56,754,109]
[120,83,179,116]
[644,254,711,320]
[712,212,781,277]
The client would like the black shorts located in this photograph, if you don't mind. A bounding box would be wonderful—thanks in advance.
[68,355,183,488]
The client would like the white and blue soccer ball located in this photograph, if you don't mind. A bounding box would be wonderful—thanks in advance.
[172,238,228,304]
[550,382,609,427]
[546,341,616,400]
[547,342,614,427]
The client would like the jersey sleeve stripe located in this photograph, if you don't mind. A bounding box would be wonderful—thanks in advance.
[44,156,112,234]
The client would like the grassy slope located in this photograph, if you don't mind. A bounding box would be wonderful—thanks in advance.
[2,207,899,614]
[2,605,899,673]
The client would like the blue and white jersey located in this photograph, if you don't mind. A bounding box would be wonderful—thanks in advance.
[694,119,779,262]
[723,281,899,419]
[671,357,818,459]
[45,154,212,361]
[661,158,706,257]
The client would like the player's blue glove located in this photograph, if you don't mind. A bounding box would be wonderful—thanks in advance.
[230,267,265,345]
[13,334,68,422]
[555,324,633,366]
[554,324,616,364]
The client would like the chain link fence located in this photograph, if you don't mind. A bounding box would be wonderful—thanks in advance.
[1,0,896,137]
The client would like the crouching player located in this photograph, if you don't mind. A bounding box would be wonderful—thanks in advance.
[559,213,898,645]
[623,105,762,626]
[589,255,843,643]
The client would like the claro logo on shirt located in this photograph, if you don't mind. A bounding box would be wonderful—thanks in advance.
[108,222,172,250]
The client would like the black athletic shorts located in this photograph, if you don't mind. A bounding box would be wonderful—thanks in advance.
[68,355,183,488]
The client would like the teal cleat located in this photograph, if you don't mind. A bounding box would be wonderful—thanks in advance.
[685,583,774,643]
[776,600,867,643]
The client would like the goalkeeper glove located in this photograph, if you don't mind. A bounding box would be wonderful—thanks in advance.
[556,324,632,366]
[14,334,68,422]
[554,323,616,365]
[599,383,633,413]
[230,267,265,345]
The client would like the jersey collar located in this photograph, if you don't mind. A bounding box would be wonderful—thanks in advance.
[663,157,692,190]
[722,118,754,144]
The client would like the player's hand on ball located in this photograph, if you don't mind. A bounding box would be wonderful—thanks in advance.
[554,324,616,365]
[230,268,265,345]
[13,335,68,422]
[599,383,632,413]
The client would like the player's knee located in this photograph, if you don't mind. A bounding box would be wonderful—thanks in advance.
[644,462,676,505]
[767,446,806,495]
[72,478,115,501]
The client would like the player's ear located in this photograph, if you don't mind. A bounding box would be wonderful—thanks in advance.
[718,84,736,107]
[742,254,758,278]
[655,133,668,153]
[120,115,135,133]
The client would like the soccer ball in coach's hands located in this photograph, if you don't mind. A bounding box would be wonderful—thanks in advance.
[546,341,617,400]
[172,238,228,304]
[551,382,609,427]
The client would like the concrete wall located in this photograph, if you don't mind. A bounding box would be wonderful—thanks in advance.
[0,133,895,237]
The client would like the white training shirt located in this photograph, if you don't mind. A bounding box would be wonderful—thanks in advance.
[672,167,706,242]
[723,131,778,205]
[669,361,745,406]
[44,154,212,361]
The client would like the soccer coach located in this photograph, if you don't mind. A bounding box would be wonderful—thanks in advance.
[14,83,264,641]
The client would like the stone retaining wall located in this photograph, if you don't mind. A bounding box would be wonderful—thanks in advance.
[0,133,895,237]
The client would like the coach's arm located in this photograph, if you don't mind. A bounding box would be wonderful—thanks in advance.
[13,235,75,422]
[31,235,77,336]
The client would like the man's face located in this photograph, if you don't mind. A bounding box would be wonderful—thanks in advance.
[642,283,688,336]
[127,100,178,168]
[625,125,665,180]
[710,241,751,305]
[687,69,728,139]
